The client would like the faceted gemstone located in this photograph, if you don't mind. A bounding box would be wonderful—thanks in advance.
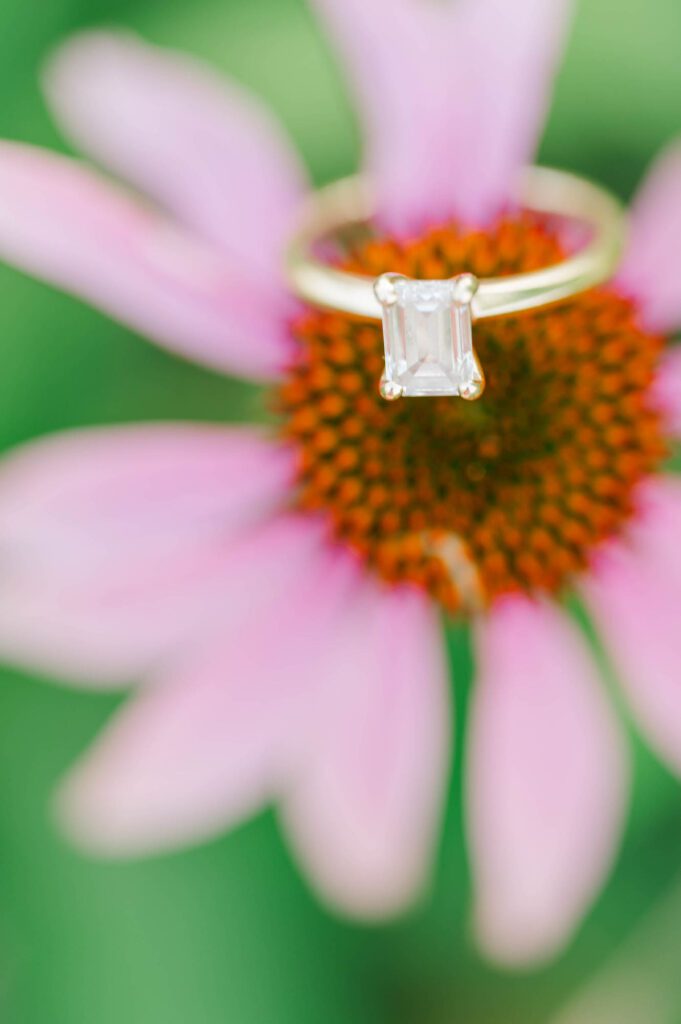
[376,273,483,399]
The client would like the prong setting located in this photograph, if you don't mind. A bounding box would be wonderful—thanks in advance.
[379,375,404,401]
[459,353,485,401]
[451,272,479,307]
[373,272,405,307]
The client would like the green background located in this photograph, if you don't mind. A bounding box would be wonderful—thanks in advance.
[0,1,680,1021]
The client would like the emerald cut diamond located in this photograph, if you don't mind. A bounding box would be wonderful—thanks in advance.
[375,273,484,400]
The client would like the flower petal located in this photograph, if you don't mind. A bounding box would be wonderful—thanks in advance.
[467,596,629,967]
[281,584,451,918]
[583,488,681,776]
[55,543,363,854]
[0,425,308,684]
[312,0,573,234]
[0,142,294,379]
[44,31,308,281]
[617,142,681,334]
[651,346,681,437]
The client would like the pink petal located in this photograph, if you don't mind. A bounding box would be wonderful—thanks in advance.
[651,346,681,437]
[0,424,310,684]
[55,543,364,854]
[467,597,629,966]
[44,31,308,280]
[312,0,573,235]
[618,475,681,579]
[583,484,681,776]
[0,142,294,379]
[281,584,451,918]
[617,142,681,333]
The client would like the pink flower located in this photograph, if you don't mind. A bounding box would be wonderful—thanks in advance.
[0,0,680,968]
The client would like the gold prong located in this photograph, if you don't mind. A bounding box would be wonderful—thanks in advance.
[451,272,479,306]
[373,273,405,307]
[460,352,485,401]
[379,375,404,401]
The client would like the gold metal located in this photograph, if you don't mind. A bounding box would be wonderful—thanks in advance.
[284,166,627,322]
[379,375,404,401]
[460,358,485,401]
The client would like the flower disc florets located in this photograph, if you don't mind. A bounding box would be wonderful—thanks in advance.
[276,216,666,614]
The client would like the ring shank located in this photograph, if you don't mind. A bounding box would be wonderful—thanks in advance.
[285,167,627,321]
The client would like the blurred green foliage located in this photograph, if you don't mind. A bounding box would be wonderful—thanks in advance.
[0,1,680,1021]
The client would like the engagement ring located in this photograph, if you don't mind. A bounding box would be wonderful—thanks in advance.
[286,167,626,401]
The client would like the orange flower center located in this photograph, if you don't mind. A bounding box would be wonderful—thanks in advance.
[275,216,666,614]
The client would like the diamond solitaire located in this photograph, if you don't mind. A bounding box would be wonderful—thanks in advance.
[374,272,484,401]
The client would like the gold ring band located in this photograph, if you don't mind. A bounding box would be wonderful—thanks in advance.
[285,167,627,400]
